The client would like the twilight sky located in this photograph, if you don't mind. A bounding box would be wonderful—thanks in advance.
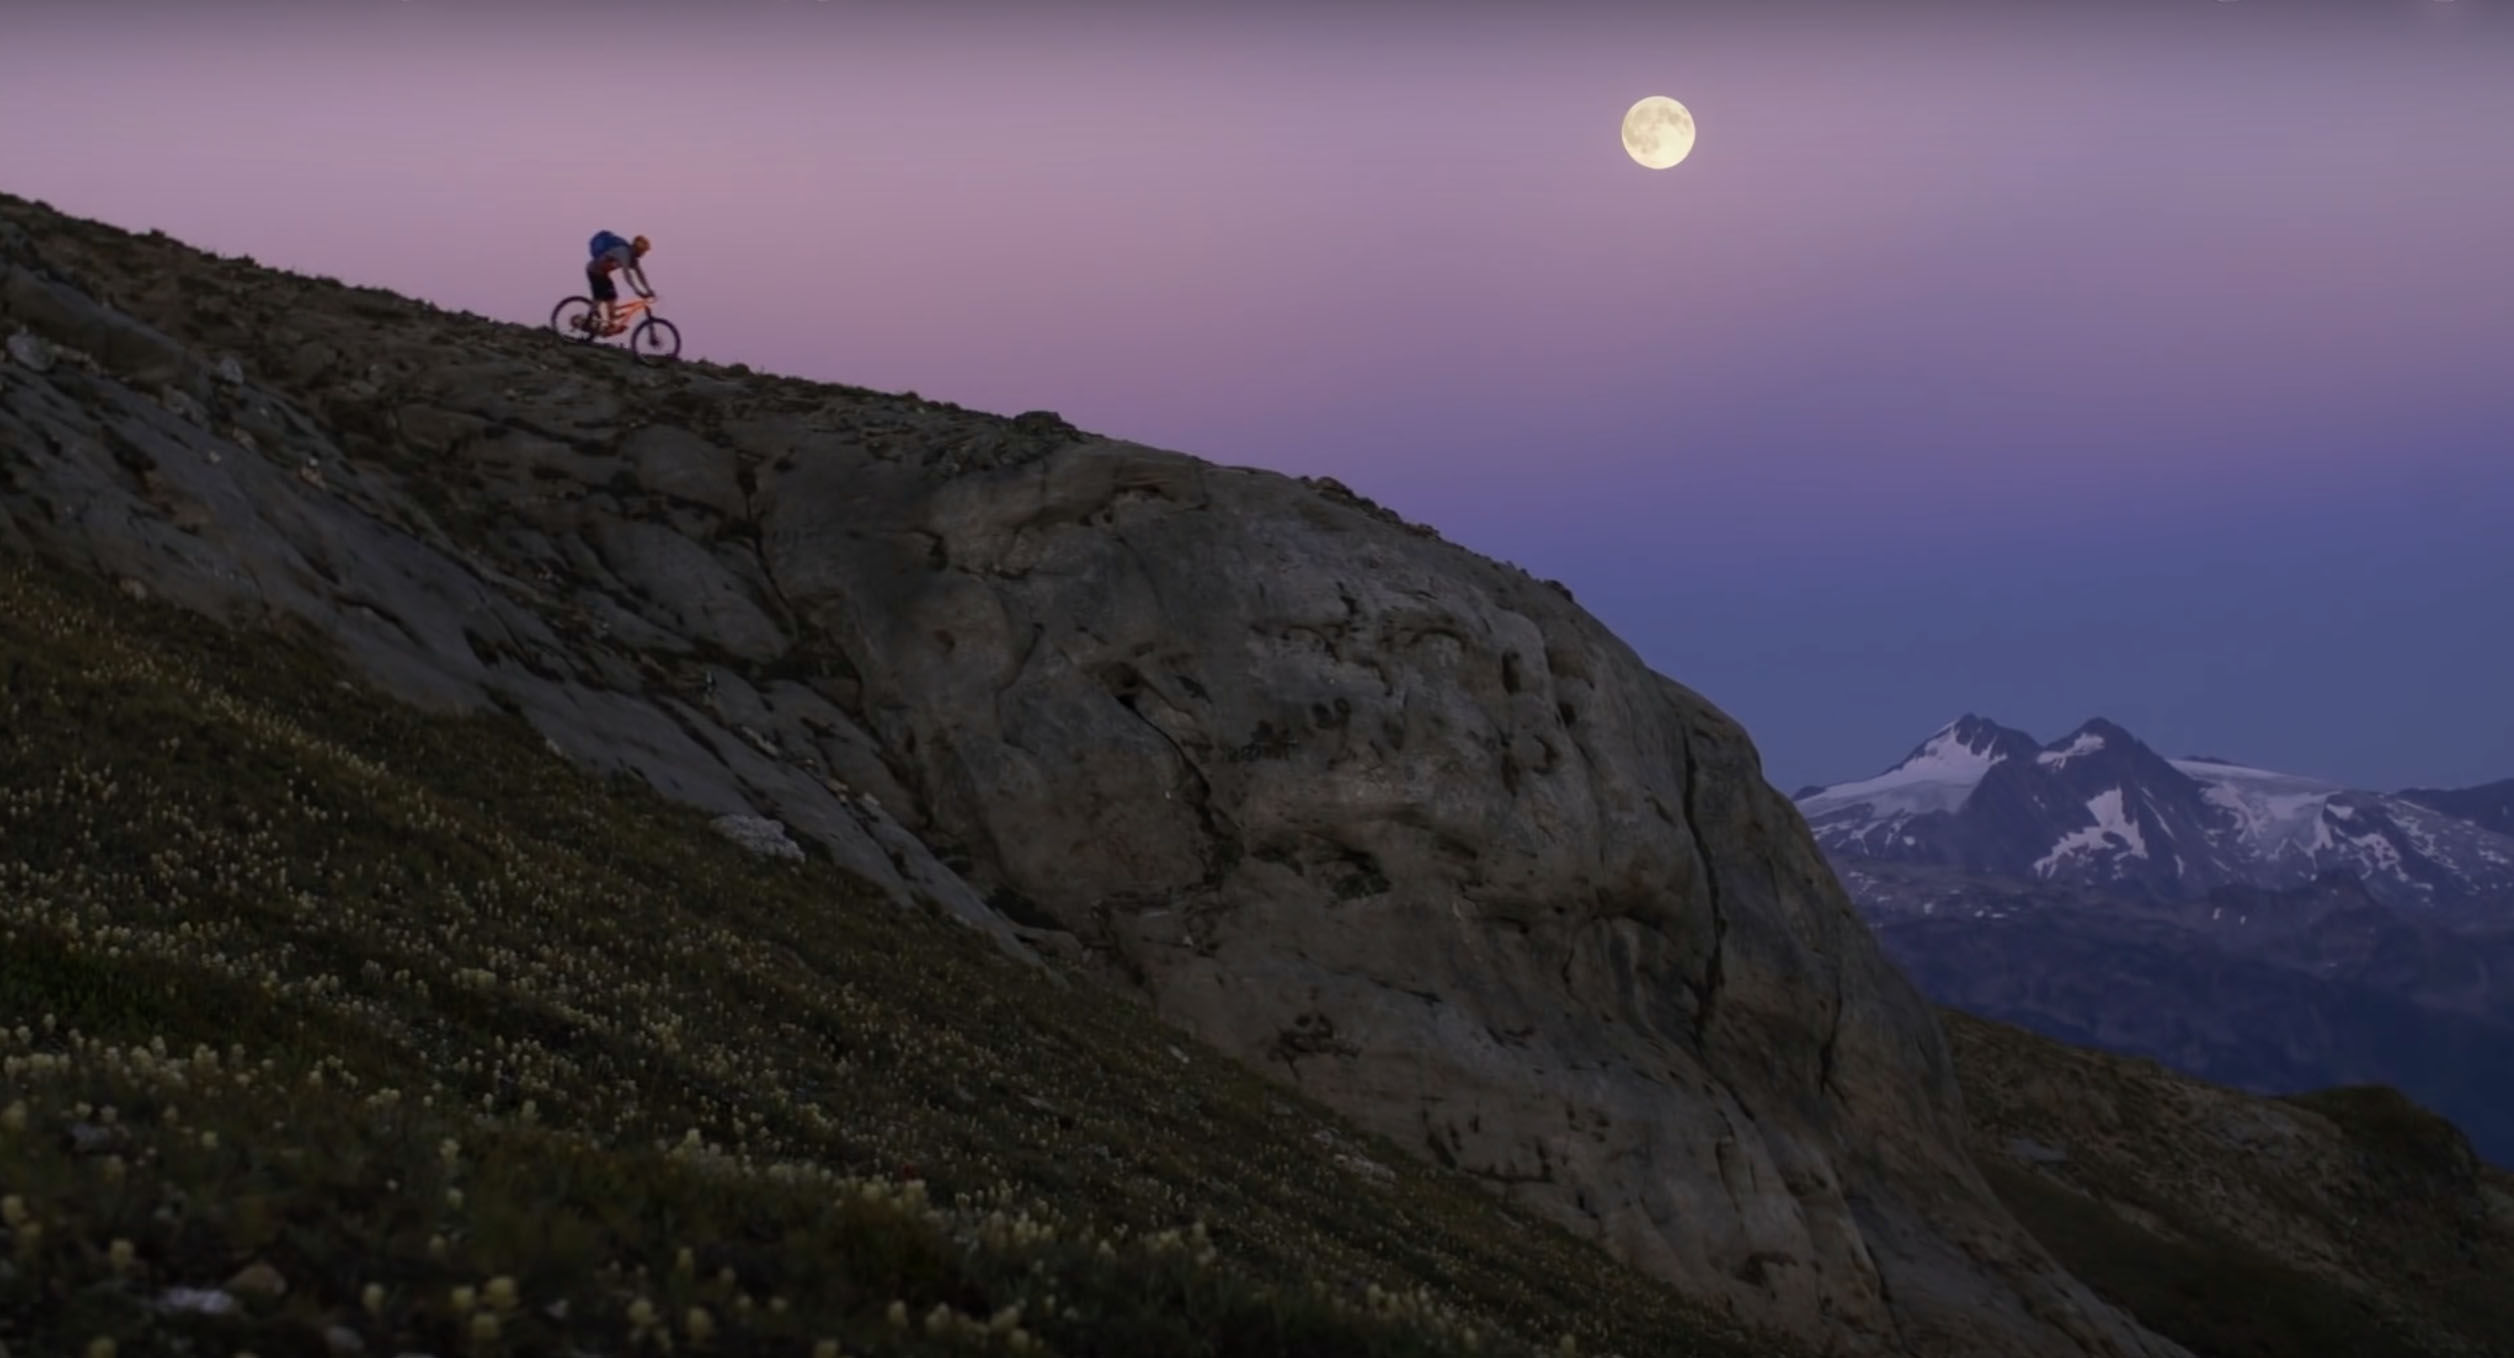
[5,0,2510,793]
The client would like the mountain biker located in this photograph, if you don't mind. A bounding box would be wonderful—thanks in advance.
[584,231,653,335]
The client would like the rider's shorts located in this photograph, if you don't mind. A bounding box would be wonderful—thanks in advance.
[587,265,618,303]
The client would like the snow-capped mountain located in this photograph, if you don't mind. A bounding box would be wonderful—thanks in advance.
[1794,716,2514,915]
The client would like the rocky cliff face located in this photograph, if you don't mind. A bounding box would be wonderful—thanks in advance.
[0,194,2179,1358]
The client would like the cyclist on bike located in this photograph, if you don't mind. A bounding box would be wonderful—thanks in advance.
[584,231,653,335]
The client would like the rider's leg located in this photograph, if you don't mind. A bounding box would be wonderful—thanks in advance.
[587,270,616,332]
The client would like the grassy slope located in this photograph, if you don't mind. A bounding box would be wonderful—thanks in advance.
[0,555,1786,1358]
[1945,1009,2514,1358]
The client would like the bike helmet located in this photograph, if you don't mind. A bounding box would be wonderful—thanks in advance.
[632,235,651,254]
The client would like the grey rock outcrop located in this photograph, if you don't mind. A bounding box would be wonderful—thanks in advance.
[714,813,808,860]
[6,329,56,373]
[0,193,2183,1358]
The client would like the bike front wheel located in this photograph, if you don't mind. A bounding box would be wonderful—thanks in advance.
[630,317,681,365]
[550,296,601,342]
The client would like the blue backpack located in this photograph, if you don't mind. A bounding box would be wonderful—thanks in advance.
[588,230,629,260]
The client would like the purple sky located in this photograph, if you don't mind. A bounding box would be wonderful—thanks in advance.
[6,0,2510,793]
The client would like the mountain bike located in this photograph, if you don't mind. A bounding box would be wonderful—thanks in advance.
[550,292,680,364]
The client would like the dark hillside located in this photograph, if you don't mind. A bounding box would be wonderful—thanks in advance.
[0,556,1781,1357]
[1948,1009,2514,1358]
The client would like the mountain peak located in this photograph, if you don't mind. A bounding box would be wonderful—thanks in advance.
[1806,709,2514,915]
[2033,717,2152,771]
[1902,714,2042,773]
[1792,716,2040,821]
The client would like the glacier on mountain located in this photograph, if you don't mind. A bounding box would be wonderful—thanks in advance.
[1795,722,2013,821]
[2171,757,2339,857]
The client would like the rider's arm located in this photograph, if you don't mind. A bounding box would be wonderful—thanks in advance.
[628,264,654,298]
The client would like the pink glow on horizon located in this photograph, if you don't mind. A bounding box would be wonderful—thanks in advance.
[3,2,2508,557]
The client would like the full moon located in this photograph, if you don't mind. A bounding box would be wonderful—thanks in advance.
[1621,95,1697,170]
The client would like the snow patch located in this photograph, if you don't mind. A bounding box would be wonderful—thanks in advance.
[2341,827,2402,875]
[2396,806,2447,865]
[2037,731,2106,768]
[2033,787,2149,877]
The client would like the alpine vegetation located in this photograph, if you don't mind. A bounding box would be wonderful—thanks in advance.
[0,559,1769,1357]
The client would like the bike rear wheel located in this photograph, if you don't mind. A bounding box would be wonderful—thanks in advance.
[550,296,600,342]
[630,317,681,365]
